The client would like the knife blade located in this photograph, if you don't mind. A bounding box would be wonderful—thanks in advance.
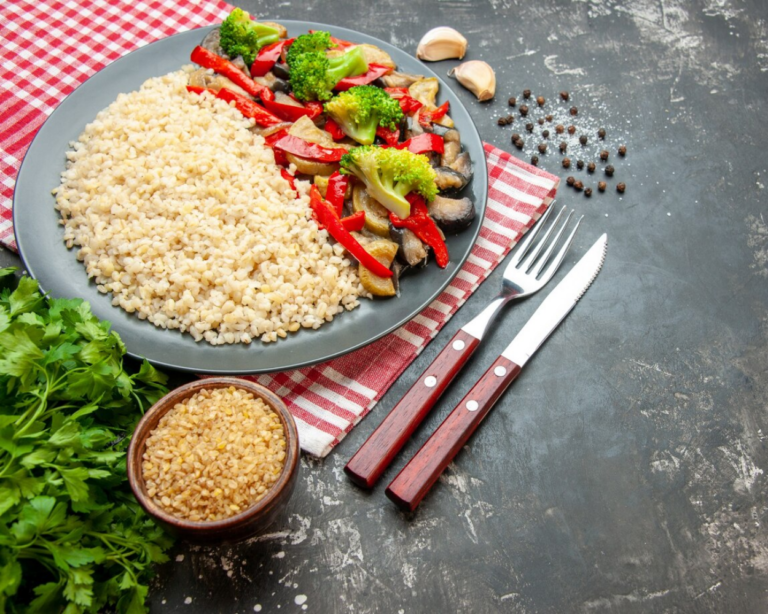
[385,233,607,512]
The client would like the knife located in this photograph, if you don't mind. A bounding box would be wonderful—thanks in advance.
[384,233,607,512]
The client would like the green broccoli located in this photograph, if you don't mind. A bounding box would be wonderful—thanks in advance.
[285,31,335,66]
[219,8,280,66]
[286,37,369,101]
[339,146,438,219]
[324,86,404,145]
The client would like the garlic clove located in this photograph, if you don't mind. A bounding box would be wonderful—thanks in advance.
[448,60,496,102]
[416,27,468,62]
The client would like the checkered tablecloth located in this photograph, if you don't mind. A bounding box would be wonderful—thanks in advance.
[0,0,559,456]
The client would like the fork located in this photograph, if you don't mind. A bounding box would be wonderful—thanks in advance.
[344,204,582,488]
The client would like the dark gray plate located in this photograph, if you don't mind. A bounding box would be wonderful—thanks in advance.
[13,21,487,375]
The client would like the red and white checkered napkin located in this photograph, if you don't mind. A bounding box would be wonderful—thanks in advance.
[0,0,560,456]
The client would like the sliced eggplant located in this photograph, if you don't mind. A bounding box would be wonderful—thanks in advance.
[434,166,468,194]
[441,129,462,166]
[271,62,291,81]
[359,240,399,298]
[427,195,476,233]
[200,29,225,56]
[449,151,473,182]
[254,72,290,93]
[188,68,253,99]
[389,226,429,268]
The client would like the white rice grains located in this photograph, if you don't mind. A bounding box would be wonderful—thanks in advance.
[53,68,364,344]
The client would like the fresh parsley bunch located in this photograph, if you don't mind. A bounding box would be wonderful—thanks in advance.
[0,269,173,613]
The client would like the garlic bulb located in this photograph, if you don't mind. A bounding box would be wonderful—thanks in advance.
[448,61,496,101]
[416,27,468,62]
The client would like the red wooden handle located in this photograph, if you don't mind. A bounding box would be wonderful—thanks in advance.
[344,329,481,488]
[385,355,521,512]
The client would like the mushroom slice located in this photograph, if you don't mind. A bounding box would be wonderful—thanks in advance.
[434,166,468,194]
[427,195,475,233]
[379,71,424,88]
[390,226,429,268]
[200,28,225,56]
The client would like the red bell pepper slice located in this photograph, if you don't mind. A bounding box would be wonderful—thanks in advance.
[324,117,346,141]
[272,134,347,162]
[419,100,450,128]
[191,46,274,102]
[308,30,355,49]
[250,38,295,77]
[325,171,349,216]
[334,64,392,91]
[216,88,283,127]
[263,129,290,165]
[340,211,365,232]
[389,194,449,268]
[397,133,444,155]
[186,85,216,96]
[376,125,400,146]
[280,168,297,192]
[262,97,322,122]
[384,88,423,114]
[309,186,393,278]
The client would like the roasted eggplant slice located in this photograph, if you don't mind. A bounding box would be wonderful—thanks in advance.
[200,29,225,56]
[427,195,475,233]
[390,226,429,268]
[353,184,390,237]
[380,71,424,88]
[434,166,468,193]
[441,129,462,166]
[448,151,473,182]
[359,240,399,297]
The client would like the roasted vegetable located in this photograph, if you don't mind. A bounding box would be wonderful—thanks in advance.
[219,8,280,66]
[359,240,399,297]
[324,85,404,145]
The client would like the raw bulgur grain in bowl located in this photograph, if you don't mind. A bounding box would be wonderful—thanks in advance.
[52,68,365,345]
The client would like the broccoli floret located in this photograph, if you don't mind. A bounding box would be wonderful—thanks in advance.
[285,31,335,66]
[339,146,438,219]
[287,45,369,102]
[219,8,280,66]
[324,86,404,145]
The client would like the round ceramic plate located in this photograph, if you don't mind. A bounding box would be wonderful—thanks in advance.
[14,20,488,375]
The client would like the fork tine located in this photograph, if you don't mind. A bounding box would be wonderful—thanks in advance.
[509,202,554,266]
[535,214,583,285]
[519,205,566,272]
[529,209,574,278]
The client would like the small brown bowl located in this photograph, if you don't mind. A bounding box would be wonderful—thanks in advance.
[127,378,300,544]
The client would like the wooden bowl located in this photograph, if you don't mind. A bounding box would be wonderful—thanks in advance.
[127,378,300,544]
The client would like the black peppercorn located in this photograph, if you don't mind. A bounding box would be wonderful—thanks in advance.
[587,161,596,173]
[546,114,553,122]
[511,133,521,142]
[605,165,615,177]
[573,180,584,191]
[538,143,547,154]
[508,96,517,106]
[559,141,567,153]
[584,187,592,197]
[560,91,570,101]
[497,117,507,126]
[537,118,545,125]
[570,106,578,116]
[617,182,626,193]
[530,155,539,166]
[514,138,524,149]
[579,135,588,146]
[525,122,534,132]
[542,129,550,138]
[567,125,576,135]
[618,145,627,156]
[523,89,531,98]
[555,124,564,134]
[536,96,545,106]
[566,176,575,186]
[598,128,606,139]
[598,181,607,192]
[600,150,609,161]
[562,157,571,168]
[577,160,584,170]
[520,105,529,116]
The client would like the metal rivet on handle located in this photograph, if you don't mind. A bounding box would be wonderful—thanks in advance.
[466,400,479,412]
[494,366,507,377]
[424,376,437,388]
[452,339,466,351]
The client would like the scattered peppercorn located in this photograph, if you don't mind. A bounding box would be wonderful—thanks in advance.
[536,96,545,106]
[605,165,615,177]
[587,161,596,173]
[566,176,575,186]
[511,133,521,142]
[584,187,593,197]
[579,135,588,146]
[570,106,578,116]
[537,118,545,125]
[597,128,606,140]
[562,157,571,168]
[599,150,609,161]
[568,125,576,135]
[560,91,570,101]
[559,141,568,153]
[577,160,585,170]
[497,117,507,126]
[530,155,539,166]
[538,143,547,154]
[525,122,534,132]
[555,124,564,134]
[513,138,524,149]
[542,129,550,138]
[508,96,517,106]
[618,145,627,156]
[520,105,529,116]
[616,182,626,193]
[523,89,531,99]
[545,114,553,122]
[598,181,607,192]
[573,180,584,191]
